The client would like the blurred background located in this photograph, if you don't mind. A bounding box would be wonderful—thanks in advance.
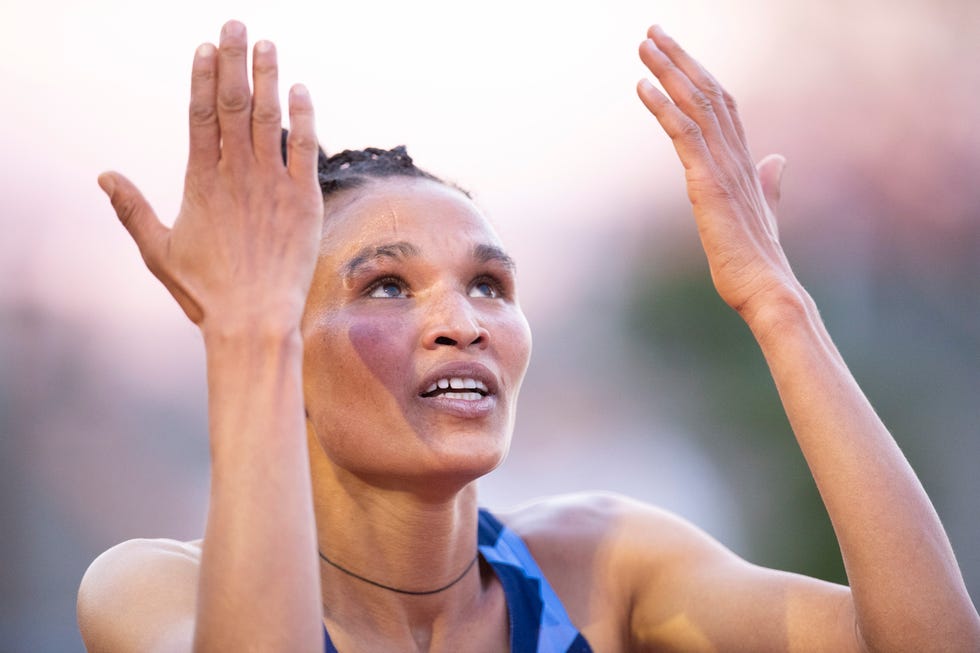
[1,0,978,650]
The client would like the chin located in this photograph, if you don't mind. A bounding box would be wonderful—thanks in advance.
[372,433,510,498]
[426,434,509,478]
[312,416,512,497]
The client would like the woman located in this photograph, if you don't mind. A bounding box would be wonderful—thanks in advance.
[77,20,980,652]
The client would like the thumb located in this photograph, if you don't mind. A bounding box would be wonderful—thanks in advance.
[98,171,168,266]
[755,154,786,213]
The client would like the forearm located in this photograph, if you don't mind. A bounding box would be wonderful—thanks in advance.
[193,327,321,652]
[747,287,980,651]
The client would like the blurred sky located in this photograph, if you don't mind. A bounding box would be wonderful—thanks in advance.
[1,1,978,650]
[0,0,761,331]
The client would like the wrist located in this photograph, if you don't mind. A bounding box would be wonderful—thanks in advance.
[201,319,306,452]
[202,320,304,364]
[741,282,820,346]
[202,315,303,347]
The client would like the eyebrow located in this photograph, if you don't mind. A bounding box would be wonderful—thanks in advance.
[340,241,516,280]
[341,241,421,279]
[473,243,516,272]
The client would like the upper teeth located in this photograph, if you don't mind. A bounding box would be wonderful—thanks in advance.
[425,377,489,394]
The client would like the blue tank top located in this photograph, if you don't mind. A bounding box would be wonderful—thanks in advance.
[323,508,593,652]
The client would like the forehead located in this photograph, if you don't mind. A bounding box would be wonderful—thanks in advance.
[320,178,502,259]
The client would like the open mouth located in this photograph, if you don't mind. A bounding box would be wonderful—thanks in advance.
[420,377,491,401]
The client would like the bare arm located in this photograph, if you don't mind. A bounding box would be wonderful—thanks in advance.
[78,21,323,652]
[633,24,980,652]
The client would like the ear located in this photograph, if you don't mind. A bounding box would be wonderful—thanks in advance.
[756,154,786,214]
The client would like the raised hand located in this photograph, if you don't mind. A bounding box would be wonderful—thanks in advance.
[637,25,797,323]
[98,20,324,336]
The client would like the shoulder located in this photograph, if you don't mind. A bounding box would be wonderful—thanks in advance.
[496,490,727,565]
[77,538,201,653]
[492,492,734,649]
[495,493,858,652]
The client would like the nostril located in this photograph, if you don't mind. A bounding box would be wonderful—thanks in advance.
[434,336,457,346]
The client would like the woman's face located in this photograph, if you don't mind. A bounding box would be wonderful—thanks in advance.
[302,177,532,486]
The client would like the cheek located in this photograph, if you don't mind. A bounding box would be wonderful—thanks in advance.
[348,312,416,398]
[493,310,533,385]
[302,308,412,408]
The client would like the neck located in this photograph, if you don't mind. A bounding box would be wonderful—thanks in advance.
[308,428,490,638]
[318,548,479,596]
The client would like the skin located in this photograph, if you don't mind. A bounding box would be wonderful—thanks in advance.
[76,20,980,653]
[302,180,531,490]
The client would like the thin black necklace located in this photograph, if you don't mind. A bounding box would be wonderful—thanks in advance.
[318,549,480,596]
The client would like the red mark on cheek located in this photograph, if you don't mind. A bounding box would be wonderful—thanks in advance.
[348,314,415,400]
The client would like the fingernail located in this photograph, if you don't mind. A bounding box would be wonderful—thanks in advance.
[196,43,215,58]
[255,40,273,54]
[651,24,665,36]
[291,84,309,99]
[222,20,244,38]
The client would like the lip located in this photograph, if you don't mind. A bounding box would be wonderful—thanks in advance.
[417,392,497,419]
[416,361,500,398]
[415,361,501,419]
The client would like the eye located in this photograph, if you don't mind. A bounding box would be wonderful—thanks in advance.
[469,278,500,298]
[368,277,410,298]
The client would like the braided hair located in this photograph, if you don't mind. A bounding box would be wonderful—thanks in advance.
[280,129,468,199]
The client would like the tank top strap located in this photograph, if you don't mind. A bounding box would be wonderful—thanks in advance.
[478,508,593,653]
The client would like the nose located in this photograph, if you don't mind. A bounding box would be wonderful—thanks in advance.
[421,289,490,350]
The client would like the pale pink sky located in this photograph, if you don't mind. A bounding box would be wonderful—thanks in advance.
[0,0,770,330]
[5,0,974,335]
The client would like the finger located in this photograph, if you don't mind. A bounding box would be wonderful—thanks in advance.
[251,39,283,164]
[285,84,319,186]
[638,38,725,152]
[188,43,219,173]
[98,172,168,268]
[636,78,710,172]
[647,25,747,153]
[216,20,252,161]
[756,154,786,214]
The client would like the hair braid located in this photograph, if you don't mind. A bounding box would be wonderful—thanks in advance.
[279,130,468,199]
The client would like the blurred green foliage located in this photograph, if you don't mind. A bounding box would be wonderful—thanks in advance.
[625,260,848,583]
[620,193,980,594]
